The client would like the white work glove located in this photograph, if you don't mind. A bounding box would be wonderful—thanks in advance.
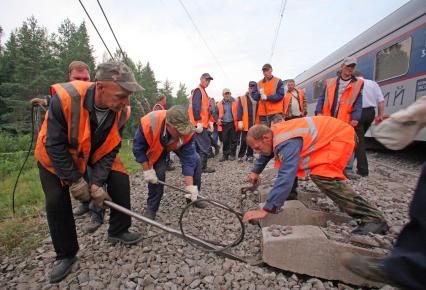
[195,123,203,134]
[260,88,267,101]
[143,169,158,184]
[238,121,244,131]
[208,121,214,132]
[184,185,199,201]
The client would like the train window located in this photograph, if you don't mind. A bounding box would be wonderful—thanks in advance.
[313,80,325,101]
[375,37,411,82]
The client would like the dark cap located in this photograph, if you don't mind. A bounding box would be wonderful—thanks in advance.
[262,63,272,70]
[201,73,213,80]
[249,81,257,87]
[166,105,194,135]
[95,62,144,92]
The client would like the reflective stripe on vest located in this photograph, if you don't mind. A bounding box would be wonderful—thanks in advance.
[323,77,363,123]
[188,86,210,127]
[257,77,283,116]
[141,110,193,166]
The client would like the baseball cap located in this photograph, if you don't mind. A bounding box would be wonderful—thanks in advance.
[222,88,231,94]
[249,81,257,87]
[95,62,144,92]
[342,57,357,66]
[201,73,213,80]
[262,63,272,70]
[166,105,194,135]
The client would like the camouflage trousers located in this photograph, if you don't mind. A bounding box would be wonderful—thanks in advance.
[310,175,385,222]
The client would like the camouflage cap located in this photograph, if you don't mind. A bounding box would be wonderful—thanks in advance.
[95,62,144,92]
[166,105,194,136]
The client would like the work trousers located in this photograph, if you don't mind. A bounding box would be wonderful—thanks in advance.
[259,113,284,127]
[237,131,253,158]
[310,175,385,222]
[221,122,237,158]
[355,107,376,176]
[147,151,202,212]
[194,128,211,157]
[38,163,131,260]
[383,163,426,290]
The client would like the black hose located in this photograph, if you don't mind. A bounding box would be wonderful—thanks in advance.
[11,105,35,216]
[178,198,245,253]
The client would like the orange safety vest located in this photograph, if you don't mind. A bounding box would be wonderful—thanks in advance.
[217,98,238,131]
[239,94,257,131]
[188,85,210,128]
[322,77,364,123]
[257,76,283,116]
[35,81,130,176]
[283,89,305,117]
[141,110,194,167]
[272,116,355,180]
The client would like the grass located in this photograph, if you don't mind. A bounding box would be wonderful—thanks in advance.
[0,137,139,258]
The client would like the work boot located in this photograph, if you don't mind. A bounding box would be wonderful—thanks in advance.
[73,203,89,217]
[229,155,236,161]
[201,154,216,173]
[84,214,102,233]
[49,256,77,283]
[219,155,228,162]
[108,231,143,245]
[351,221,389,235]
[238,157,244,163]
[213,144,220,156]
[344,171,361,180]
[340,252,398,286]
[166,164,175,171]
[142,208,156,220]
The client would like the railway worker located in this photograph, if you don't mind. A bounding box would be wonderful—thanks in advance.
[133,105,205,220]
[237,81,258,163]
[67,61,106,234]
[283,79,307,120]
[242,116,388,235]
[217,88,238,162]
[188,73,216,173]
[315,56,364,179]
[152,94,167,111]
[152,95,175,171]
[253,63,285,127]
[34,62,144,283]
[341,96,426,290]
[208,97,220,157]
[352,71,385,177]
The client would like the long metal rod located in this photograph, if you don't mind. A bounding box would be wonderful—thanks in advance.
[104,200,247,262]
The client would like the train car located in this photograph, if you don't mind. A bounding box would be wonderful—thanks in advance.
[294,0,426,141]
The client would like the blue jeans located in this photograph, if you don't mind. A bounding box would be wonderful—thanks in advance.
[147,152,202,212]
[344,152,355,174]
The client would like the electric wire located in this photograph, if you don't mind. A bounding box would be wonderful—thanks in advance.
[177,0,229,80]
[96,0,127,62]
[78,0,114,60]
[269,0,288,61]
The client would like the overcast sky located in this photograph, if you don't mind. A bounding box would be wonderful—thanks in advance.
[1,0,409,99]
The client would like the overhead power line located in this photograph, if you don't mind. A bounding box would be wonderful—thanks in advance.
[78,0,114,59]
[96,0,127,62]
[177,0,229,80]
[269,0,288,61]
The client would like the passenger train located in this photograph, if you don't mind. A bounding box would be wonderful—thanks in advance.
[294,0,426,141]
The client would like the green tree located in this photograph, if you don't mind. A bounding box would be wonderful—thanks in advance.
[159,79,174,107]
[140,62,158,106]
[175,82,189,106]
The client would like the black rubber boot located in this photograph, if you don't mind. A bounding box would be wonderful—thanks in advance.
[201,154,215,173]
